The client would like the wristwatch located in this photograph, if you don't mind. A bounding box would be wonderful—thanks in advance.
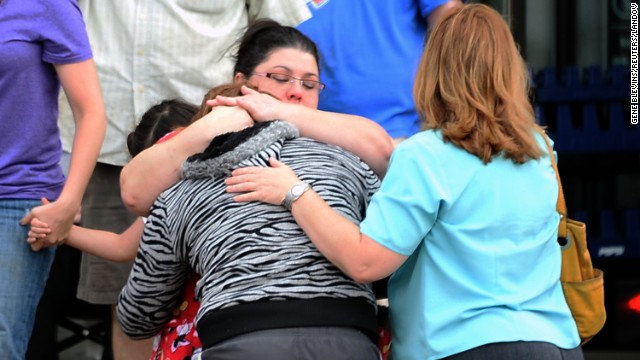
[282,182,311,210]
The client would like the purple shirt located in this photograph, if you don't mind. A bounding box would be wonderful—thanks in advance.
[0,0,92,200]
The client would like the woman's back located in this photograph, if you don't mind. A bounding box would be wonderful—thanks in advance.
[118,122,380,346]
[369,130,579,358]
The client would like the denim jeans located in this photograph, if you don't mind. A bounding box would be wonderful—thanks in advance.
[0,199,56,360]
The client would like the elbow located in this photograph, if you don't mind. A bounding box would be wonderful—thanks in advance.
[368,123,394,176]
[381,136,395,159]
[370,136,393,179]
[121,187,139,214]
[368,121,395,161]
[120,175,151,217]
[380,138,394,169]
[345,264,384,284]
[374,135,394,160]
[343,252,395,284]
[120,188,150,217]
[351,273,377,285]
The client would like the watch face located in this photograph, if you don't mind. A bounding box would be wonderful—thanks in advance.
[292,183,306,196]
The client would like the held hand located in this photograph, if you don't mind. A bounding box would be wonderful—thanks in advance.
[27,217,52,245]
[20,197,76,251]
[225,158,299,205]
[21,197,51,251]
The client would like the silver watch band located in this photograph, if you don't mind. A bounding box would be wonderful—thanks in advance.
[282,182,311,210]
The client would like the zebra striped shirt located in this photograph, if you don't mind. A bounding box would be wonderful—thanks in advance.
[117,121,380,339]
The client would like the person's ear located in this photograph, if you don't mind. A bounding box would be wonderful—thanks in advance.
[234,72,247,84]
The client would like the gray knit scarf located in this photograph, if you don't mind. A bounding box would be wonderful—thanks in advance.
[181,120,299,180]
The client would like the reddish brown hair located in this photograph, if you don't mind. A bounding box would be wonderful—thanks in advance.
[413,3,544,164]
[193,84,245,120]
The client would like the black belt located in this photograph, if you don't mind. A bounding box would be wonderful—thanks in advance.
[197,297,378,349]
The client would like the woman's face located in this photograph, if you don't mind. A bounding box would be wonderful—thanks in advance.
[240,48,321,109]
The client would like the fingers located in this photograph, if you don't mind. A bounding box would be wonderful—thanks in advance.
[19,212,33,226]
[230,166,262,177]
[30,217,50,228]
[28,229,50,239]
[30,239,56,252]
[213,95,238,106]
[241,85,259,95]
[29,225,51,236]
[268,158,286,168]
[225,181,256,194]
[19,197,51,225]
[27,233,45,244]
[231,192,258,203]
[224,176,241,186]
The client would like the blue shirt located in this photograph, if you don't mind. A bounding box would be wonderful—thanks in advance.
[361,131,581,359]
[298,0,450,138]
[0,0,92,200]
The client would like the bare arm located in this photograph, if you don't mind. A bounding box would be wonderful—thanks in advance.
[66,218,144,262]
[120,105,254,216]
[278,105,393,178]
[225,158,407,283]
[21,59,106,250]
[212,86,395,178]
[27,213,143,263]
[427,0,463,29]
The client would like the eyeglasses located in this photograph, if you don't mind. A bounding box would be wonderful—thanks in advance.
[251,72,326,93]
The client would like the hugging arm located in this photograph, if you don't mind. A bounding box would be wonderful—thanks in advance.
[225,158,406,283]
[211,86,394,178]
[120,106,254,216]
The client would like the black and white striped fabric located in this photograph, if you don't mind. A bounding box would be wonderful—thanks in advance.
[117,121,380,338]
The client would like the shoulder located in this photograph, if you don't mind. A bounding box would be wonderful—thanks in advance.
[38,0,92,64]
[395,130,447,157]
[389,130,476,181]
[40,0,85,21]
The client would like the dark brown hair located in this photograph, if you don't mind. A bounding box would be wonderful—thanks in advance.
[234,19,320,78]
[126,99,198,157]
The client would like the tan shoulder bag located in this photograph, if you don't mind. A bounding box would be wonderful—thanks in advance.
[544,136,606,344]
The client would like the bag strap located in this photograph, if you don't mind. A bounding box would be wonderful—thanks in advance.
[541,134,568,240]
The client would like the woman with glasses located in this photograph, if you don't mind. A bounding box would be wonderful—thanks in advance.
[120,19,393,217]
[110,19,392,359]
[116,84,383,359]
[226,4,583,360]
